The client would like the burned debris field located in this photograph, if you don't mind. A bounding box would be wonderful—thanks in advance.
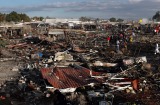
[0,21,160,105]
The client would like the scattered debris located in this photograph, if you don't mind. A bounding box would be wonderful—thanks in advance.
[0,20,159,105]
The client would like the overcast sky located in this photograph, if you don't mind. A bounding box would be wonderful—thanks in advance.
[0,0,160,19]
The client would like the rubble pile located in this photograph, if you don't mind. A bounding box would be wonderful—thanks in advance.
[135,35,160,43]
[0,61,20,84]
[0,21,160,105]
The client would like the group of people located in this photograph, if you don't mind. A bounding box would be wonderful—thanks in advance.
[106,33,132,53]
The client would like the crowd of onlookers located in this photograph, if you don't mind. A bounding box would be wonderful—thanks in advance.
[103,23,160,53]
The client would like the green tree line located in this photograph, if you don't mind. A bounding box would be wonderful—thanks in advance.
[152,11,160,22]
[0,11,44,22]
[109,17,124,22]
[0,11,31,22]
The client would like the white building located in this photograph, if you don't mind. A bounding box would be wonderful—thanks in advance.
[44,18,82,25]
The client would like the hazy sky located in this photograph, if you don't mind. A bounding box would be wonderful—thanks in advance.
[0,0,160,19]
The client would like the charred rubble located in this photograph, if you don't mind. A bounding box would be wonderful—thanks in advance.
[0,22,160,105]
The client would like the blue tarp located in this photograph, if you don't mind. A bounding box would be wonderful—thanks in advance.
[38,52,43,58]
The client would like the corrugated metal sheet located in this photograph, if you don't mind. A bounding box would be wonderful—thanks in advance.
[41,66,104,89]
[48,31,64,35]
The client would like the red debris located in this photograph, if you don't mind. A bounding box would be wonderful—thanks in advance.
[41,67,104,89]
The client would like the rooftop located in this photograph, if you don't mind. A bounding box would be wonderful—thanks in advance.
[41,66,104,89]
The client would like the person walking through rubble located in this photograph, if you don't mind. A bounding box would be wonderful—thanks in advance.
[116,40,120,52]
[155,43,160,55]
[107,36,111,46]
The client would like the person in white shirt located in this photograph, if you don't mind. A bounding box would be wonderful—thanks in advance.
[155,43,160,54]
[116,40,120,52]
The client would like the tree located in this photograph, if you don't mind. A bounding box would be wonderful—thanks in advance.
[39,17,44,21]
[19,13,31,22]
[152,11,160,21]
[79,17,91,22]
[0,13,6,22]
[6,11,21,22]
[109,17,116,22]
[117,18,124,22]
[5,11,31,22]
[32,16,44,21]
